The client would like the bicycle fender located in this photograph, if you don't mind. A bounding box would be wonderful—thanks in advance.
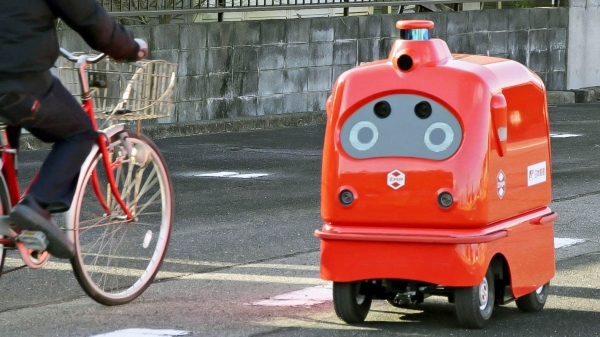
[65,142,99,238]
[101,123,126,139]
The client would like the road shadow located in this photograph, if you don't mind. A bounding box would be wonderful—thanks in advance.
[250,301,600,337]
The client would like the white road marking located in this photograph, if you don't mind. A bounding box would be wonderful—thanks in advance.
[195,171,237,177]
[91,329,190,337]
[554,237,585,249]
[232,173,269,179]
[550,133,582,138]
[2,258,321,284]
[182,273,327,285]
[194,171,269,179]
[247,284,333,307]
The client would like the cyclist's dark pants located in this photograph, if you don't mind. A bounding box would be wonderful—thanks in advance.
[0,76,98,213]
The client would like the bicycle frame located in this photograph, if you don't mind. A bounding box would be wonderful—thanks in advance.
[0,51,134,251]
[75,57,133,220]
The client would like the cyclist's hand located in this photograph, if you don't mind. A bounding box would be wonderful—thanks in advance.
[135,38,148,61]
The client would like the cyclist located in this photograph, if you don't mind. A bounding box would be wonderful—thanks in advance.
[0,0,147,259]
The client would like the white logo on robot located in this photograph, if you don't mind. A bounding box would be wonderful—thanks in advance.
[497,170,506,199]
[387,170,405,190]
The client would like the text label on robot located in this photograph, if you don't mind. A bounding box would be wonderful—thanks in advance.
[527,161,547,186]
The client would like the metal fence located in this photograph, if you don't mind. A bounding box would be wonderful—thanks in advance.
[102,0,537,16]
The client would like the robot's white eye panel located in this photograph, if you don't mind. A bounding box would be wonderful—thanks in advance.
[349,121,379,151]
[340,94,462,160]
[424,122,454,153]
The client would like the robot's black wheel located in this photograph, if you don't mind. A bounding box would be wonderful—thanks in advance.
[454,268,496,329]
[516,282,550,313]
[333,281,372,324]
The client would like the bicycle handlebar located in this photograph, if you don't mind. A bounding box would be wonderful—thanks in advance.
[59,48,107,64]
[60,39,147,64]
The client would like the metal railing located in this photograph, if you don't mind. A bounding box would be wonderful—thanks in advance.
[102,0,537,16]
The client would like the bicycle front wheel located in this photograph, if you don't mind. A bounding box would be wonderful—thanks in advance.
[0,174,10,278]
[68,130,173,305]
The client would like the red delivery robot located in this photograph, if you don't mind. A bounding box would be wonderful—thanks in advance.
[315,20,557,329]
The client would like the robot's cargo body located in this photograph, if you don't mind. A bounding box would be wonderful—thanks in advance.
[315,20,556,328]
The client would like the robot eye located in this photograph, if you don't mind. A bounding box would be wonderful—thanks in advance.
[415,101,432,119]
[349,121,379,151]
[373,101,391,119]
[424,122,454,152]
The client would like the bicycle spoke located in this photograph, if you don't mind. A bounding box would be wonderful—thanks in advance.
[94,226,128,291]
[134,167,158,200]
[77,214,109,227]
[86,225,117,281]
[118,156,137,204]
[86,223,124,267]
[130,191,159,216]
[80,221,127,233]
[102,224,129,292]
[83,224,122,258]
[134,189,161,217]
[135,212,162,219]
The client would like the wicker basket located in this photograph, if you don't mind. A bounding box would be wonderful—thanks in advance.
[58,56,177,121]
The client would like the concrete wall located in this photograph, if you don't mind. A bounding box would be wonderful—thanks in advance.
[57,8,569,124]
[567,0,599,89]
[441,9,568,91]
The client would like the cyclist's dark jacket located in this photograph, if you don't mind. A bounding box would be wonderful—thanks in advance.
[0,0,140,95]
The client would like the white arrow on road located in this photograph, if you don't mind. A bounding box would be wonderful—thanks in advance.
[194,171,269,179]
[91,329,191,337]
[554,237,585,248]
[550,133,582,138]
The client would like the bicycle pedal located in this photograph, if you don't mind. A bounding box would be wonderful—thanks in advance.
[16,231,49,251]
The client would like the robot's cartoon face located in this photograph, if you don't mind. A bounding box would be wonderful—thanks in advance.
[340,94,462,160]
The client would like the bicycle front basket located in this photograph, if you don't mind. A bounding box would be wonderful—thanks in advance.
[58,57,178,121]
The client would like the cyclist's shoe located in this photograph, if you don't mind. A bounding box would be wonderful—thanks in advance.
[10,195,75,259]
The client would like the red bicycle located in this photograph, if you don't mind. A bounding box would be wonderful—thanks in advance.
[0,48,176,305]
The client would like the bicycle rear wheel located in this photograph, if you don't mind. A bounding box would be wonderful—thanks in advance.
[68,130,173,305]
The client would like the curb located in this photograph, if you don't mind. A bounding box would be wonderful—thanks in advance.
[547,86,600,104]
[547,91,575,104]
[19,111,327,151]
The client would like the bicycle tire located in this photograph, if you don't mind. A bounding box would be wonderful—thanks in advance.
[0,174,10,278]
[68,130,173,305]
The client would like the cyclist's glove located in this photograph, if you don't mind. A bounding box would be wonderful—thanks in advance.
[115,39,148,62]
[134,39,148,60]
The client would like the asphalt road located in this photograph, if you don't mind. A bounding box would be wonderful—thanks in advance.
[0,103,598,336]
